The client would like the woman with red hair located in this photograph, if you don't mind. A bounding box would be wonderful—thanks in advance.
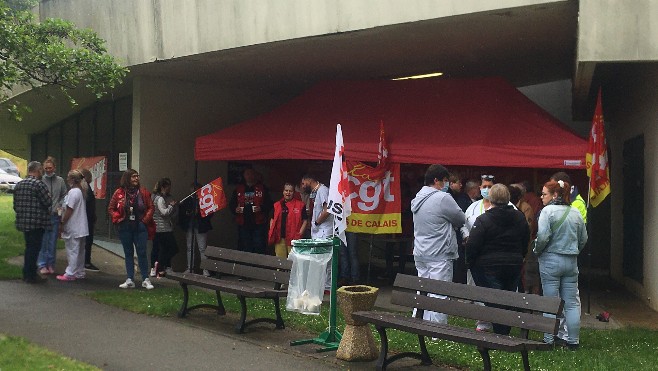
[534,179,587,350]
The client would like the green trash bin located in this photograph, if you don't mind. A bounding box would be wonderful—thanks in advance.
[287,238,334,314]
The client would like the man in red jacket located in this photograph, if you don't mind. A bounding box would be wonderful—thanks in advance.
[229,168,273,254]
[268,183,308,258]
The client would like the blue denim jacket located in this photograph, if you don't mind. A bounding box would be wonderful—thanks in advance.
[534,205,587,256]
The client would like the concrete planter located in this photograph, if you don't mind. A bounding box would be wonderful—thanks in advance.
[336,285,379,361]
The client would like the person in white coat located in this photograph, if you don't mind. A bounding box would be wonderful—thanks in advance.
[56,170,89,281]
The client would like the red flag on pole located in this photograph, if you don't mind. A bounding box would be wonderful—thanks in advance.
[197,177,227,217]
[586,88,611,207]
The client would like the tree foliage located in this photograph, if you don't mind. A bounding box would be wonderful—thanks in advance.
[0,0,128,120]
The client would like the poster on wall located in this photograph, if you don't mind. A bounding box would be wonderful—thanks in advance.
[70,156,107,199]
[346,162,401,234]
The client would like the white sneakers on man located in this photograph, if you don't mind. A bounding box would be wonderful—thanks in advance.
[119,278,135,289]
[142,278,154,290]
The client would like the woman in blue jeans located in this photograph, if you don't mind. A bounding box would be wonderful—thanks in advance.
[534,179,588,349]
[108,169,156,290]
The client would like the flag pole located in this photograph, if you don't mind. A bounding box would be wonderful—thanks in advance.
[586,169,593,315]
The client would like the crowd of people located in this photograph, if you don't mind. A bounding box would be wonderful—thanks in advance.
[412,164,587,350]
[13,158,98,285]
[13,159,588,349]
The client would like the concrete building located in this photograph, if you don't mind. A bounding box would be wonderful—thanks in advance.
[2,0,657,309]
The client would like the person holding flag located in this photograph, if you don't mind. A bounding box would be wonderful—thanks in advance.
[179,181,214,276]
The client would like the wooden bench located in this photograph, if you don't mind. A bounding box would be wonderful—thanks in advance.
[352,274,563,371]
[167,246,292,333]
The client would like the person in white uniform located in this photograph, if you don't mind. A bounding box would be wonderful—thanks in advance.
[56,170,89,281]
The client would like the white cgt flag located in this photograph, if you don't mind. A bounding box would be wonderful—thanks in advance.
[327,124,351,245]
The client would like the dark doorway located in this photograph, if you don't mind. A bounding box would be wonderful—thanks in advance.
[622,135,644,283]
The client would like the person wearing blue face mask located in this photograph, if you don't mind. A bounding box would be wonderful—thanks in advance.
[461,175,495,243]
[460,174,496,332]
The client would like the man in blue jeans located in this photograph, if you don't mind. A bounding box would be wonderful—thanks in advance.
[14,161,52,283]
[38,157,67,275]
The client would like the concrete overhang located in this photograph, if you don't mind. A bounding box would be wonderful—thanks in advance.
[1,1,578,156]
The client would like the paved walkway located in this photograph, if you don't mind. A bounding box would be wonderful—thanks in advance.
[2,244,657,370]
[0,247,438,371]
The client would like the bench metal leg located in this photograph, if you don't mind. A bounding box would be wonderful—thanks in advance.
[236,295,248,333]
[215,290,226,315]
[374,326,389,371]
[273,296,285,329]
[177,283,189,318]
[418,336,432,365]
[477,347,492,371]
[521,350,530,371]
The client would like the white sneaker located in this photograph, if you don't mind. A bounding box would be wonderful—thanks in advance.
[119,278,135,289]
[142,278,154,290]
[202,269,210,277]
[183,269,191,274]
[149,268,156,277]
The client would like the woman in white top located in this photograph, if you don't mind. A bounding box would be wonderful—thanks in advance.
[56,170,89,281]
[152,178,178,276]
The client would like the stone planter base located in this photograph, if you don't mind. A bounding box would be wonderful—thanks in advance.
[336,285,379,361]
[336,323,379,361]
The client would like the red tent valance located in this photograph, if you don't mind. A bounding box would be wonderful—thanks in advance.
[196,77,586,169]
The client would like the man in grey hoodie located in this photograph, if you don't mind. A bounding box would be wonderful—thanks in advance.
[411,164,465,324]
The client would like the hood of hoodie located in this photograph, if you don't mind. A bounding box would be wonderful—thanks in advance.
[411,186,439,213]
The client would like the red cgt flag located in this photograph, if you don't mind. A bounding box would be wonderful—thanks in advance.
[586,88,610,207]
[197,177,227,217]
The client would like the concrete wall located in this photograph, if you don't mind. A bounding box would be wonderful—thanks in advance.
[518,79,591,136]
[130,77,292,263]
[607,64,658,310]
[578,0,658,62]
[40,0,563,67]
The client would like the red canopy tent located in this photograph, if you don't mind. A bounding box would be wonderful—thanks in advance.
[196,77,587,168]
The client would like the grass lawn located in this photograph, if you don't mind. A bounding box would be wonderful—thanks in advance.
[0,334,99,370]
[2,193,658,370]
[87,285,658,371]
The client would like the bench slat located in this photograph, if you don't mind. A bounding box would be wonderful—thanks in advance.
[205,246,292,270]
[352,311,552,352]
[392,290,559,334]
[394,274,562,315]
[200,260,290,284]
[167,272,286,298]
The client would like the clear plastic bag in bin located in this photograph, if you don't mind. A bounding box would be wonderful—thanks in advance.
[286,238,333,315]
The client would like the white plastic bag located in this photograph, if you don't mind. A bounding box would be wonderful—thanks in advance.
[286,247,332,315]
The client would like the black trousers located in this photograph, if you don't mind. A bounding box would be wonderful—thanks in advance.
[156,232,178,269]
[23,229,45,280]
[84,223,95,264]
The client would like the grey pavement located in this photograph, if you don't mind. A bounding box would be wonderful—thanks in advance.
[1,241,645,371]
[0,246,442,371]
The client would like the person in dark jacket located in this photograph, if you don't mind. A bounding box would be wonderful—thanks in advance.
[80,169,99,271]
[465,184,529,335]
[179,182,213,276]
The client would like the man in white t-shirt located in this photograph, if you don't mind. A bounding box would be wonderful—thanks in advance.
[301,174,333,290]
[57,170,89,281]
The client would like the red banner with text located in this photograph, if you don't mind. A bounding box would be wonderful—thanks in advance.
[70,156,107,199]
[346,162,401,234]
